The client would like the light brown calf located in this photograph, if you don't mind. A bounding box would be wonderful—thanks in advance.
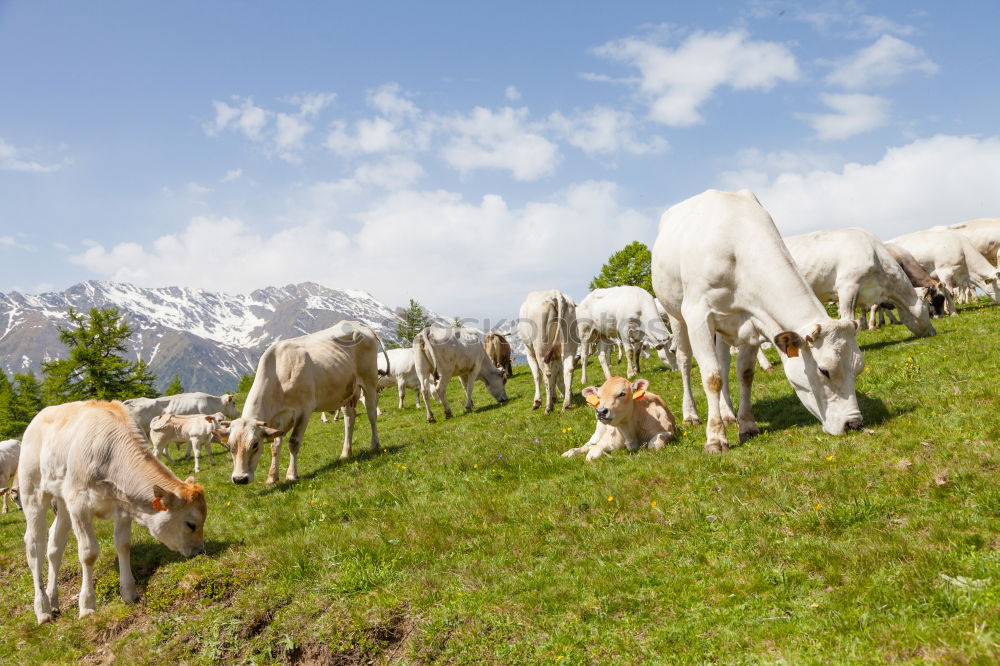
[562,377,676,461]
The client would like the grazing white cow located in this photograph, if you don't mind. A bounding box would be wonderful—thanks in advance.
[883,242,948,319]
[223,321,389,485]
[380,347,424,409]
[149,412,227,472]
[516,290,579,413]
[562,377,676,461]
[890,229,1000,314]
[1,439,21,513]
[413,326,508,423]
[577,286,673,383]
[652,190,866,453]
[18,400,206,624]
[947,218,1000,266]
[784,228,936,337]
[123,392,239,438]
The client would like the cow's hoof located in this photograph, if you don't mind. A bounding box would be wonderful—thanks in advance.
[544,406,553,414]
[79,608,95,619]
[36,612,53,625]
[339,454,350,461]
[444,412,453,419]
[285,475,298,483]
[703,441,730,454]
[265,477,278,486]
[684,416,701,425]
[739,426,761,443]
[532,400,541,410]
[722,415,738,426]
[562,404,571,412]
[427,416,436,424]
[121,590,140,604]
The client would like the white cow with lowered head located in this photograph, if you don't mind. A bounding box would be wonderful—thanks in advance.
[652,189,866,453]
[576,286,672,383]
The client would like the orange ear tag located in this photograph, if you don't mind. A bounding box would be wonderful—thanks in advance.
[151,497,167,512]
[586,395,601,407]
[785,346,800,358]
[633,389,646,400]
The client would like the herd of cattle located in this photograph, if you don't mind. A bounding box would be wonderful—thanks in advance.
[2,188,998,624]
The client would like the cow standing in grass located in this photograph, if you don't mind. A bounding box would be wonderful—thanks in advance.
[413,326,508,423]
[124,392,239,439]
[1,439,21,513]
[224,321,389,485]
[517,290,579,413]
[18,401,206,624]
[149,412,228,472]
[652,189,865,453]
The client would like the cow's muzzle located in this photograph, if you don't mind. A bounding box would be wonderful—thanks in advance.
[232,474,250,485]
[596,407,611,423]
[846,416,864,431]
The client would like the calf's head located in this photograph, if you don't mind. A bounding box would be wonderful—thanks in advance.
[481,364,509,404]
[773,319,865,436]
[144,477,207,557]
[582,377,648,426]
[223,417,286,484]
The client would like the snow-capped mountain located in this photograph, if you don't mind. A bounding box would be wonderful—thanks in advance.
[0,281,418,394]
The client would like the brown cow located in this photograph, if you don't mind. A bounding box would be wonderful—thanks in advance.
[483,332,514,379]
[561,377,676,461]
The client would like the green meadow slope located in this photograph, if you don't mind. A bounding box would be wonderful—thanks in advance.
[1,302,998,664]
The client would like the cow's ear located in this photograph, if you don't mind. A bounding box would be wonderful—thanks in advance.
[261,426,284,440]
[804,323,823,343]
[773,331,805,358]
[582,386,600,406]
[205,415,214,423]
[151,485,173,511]
[631,378,649,400]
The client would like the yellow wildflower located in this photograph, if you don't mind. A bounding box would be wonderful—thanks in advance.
[826,455,834,462]
[608,496,614,502]
[650,501,657,508]
[815,503,822,510]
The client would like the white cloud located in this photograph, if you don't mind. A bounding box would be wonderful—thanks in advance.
[69,181,652,316]
[719,147,843,190]
[206,93,337,160]
[186,182,211,195]
[737,135,1000,239]
[505,85,521,101]
[0,138,63,173]
[439,106,560,180]
[353,157,425,189]
[826,35,938,90]
[367,83,418,118]
[275,113,313,160]
[594,29,799,127]
[798,93,888,141]
[287,92,337,117]
[548,107,667,156]
[0,235,36,251]
[221,168,243,182]
[750,2,917,40]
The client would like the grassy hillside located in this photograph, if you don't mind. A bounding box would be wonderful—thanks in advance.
[1,302,998,663]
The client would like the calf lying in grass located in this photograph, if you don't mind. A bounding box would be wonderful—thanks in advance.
[562,377,676,461]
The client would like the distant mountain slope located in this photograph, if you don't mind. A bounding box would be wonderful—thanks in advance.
[0,281,414,394]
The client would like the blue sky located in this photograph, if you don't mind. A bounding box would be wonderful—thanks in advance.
[2,1,999,318]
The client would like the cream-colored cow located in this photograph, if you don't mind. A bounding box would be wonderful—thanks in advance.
[149,412,228,472]
[18,400,206,624]
[562,377,676,461]
[1,438,21,513]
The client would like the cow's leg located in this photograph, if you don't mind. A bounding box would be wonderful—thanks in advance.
[419,373,437,423]
[683,308,728,453]
[397,378,405,409]
[266,437,283,485]
[622,338,638,379]
[561,353,575,411]
[459,374,475,413]
[937,273,959,315]
[362,381,380,453]
[649,431,671,451]
[190,438,201,473]
[320,412,328,424]
[867,304,879,329]
[68,506,99,617]
[436,372,454,419]
[114,514,138,603]
[205,434,215,467]
[45,498,71,611]
[340,402,356,461]
[580,339,590,385]
[837,284,861,325]
[756,348,773,371]
[596,341,613,380]
[286,413,310,479]
[22,491,53,623]
[669,315,700,425]
[736,344,760,442]
[525,348,543,410]
[716,339,737,426]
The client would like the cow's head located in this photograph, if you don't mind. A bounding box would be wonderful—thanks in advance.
[897,294,936,338]
[223,417,286,484]
[919,285,947,318]
[142,477,206,557]
[481,364,509,404]
[0,485,20,511]
[582,377,647,426]
[220,394,240,419]
[773,319,865,436]
[986,270,1000,303]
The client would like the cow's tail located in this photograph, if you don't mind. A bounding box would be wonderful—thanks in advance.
[414,329,440,382]
[357,322,391,377]
[541,293,567,364]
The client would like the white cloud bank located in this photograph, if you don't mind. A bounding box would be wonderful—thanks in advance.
[439,106,560,181]
[799,93,889,141]
[826,35,938,90]
[69,181,653,316]
[723,135,1000,238]
[0,138,63,173]
[594,29,800,127]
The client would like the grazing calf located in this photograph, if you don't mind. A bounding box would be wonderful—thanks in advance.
[124,392,239,438]
[413,327,508,423]
[19,400,206,624]
[517,290,579,413]
[483,332,514,379]
[562,378,675,461]
[149,412,227,472]
[652,190,865,453]
[577,286,672,383]
[1,439,21,513]
[891,229,1000,314]
[223,321,389,485]
[784,228,935,337]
